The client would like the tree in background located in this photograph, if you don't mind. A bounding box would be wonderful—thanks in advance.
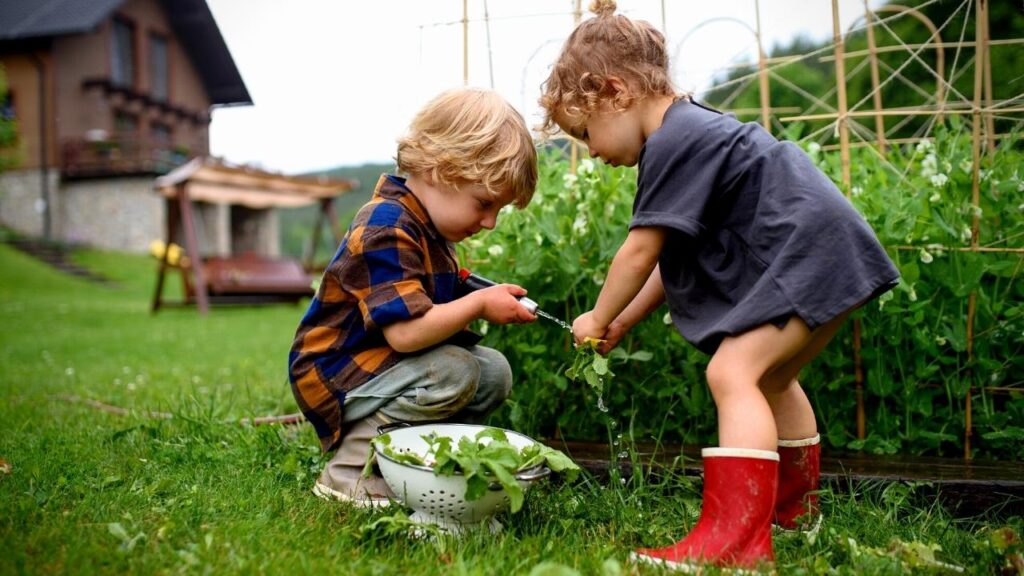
[703,1,1024,141]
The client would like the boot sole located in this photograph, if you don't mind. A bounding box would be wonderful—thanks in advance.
[629,551,774,575]
[311,481,394,509]
[773,514,823,537]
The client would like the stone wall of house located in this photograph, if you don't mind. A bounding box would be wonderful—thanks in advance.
[58,178,165,253]
[0,168,61,238]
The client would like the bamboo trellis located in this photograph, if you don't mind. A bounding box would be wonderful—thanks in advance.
[447,0,1020,459]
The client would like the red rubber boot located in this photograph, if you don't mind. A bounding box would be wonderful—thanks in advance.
[631,448,779,572]
[775,435,821,531]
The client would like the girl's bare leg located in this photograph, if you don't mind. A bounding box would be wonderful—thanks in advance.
[760,312,850,439]
[706,313,850,450]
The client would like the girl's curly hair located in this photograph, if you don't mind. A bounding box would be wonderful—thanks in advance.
[539,0,679,135]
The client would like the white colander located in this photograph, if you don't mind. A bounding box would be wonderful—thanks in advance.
[373,423,551,533]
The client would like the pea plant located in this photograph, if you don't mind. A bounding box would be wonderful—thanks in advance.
[464,129,1023,460]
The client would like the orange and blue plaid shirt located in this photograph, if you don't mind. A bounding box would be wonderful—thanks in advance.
[289,174,460,452]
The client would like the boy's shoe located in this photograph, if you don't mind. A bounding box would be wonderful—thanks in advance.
[313,413,396,508]
[775,435,821,532]
[312,476,394,508]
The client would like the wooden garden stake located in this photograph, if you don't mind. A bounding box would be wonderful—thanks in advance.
[832,0,865,441]
[754,0,771,133]
[863,1,886,154]
[964,0,990,460]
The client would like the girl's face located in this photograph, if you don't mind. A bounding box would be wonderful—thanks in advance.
[554,100,647,168]
[408,175,510,243]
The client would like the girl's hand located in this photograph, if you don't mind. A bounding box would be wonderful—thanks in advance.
[596,318,630,354]
[475,284,536,325]
[572,311,608,348]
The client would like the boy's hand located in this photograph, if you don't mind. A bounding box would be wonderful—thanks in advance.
[474,284,537,325]
[572,311,609,350]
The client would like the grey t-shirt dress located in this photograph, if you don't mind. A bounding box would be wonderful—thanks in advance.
[631,99,900,354]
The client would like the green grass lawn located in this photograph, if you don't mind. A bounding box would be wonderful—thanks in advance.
[1,243,1020,575]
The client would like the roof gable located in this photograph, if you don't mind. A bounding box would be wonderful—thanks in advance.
[0,0,251,106]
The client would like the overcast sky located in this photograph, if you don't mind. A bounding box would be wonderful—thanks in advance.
[205,0,882,175]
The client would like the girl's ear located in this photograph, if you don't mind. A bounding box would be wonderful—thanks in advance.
[606,76,634,109]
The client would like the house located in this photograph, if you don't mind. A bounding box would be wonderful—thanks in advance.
[0,0,260,254]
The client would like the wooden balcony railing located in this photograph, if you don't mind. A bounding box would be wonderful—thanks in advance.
[60,135,200,179]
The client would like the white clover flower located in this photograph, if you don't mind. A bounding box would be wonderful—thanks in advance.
[919,249,933,264]
[959,159,973,173]
[852,185,864,196]
[979,168,990,181]
[807,142,822,155]
[920,153,938,177]
[534,233,543,246]
[908,286,918,302]
[971,205,983,218]
[929,192,941,203]
[1018,202,1024,213]
[915,139,933,154]
[479,322,489,336]
[935,335,947,346]
[572,213,588,235]
[926,243,946,257]
[500,205,514,215]
[960,227,973,243]
[577,158,595,175]
[562,173,578,187]
[592,273,605,286]
[662,312,673,325]
[487,245,504,257]
[929,173,948,188]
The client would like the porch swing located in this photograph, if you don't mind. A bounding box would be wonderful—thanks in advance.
[150,157,354,314]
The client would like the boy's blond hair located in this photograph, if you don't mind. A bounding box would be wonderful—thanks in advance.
[539,0,678,134]
[397,87,537,209]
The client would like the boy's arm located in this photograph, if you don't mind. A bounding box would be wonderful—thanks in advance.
[574,226,666,343]
[382,284,535,353]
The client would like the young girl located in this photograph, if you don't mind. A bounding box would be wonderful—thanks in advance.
[541,0,899,571]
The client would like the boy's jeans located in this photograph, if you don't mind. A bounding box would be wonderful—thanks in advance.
[316,344,513,502]
[342,344,512,424]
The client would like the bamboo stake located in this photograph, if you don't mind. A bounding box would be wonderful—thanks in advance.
[781,106,1024,123]
[462,0,469,85]
[832,0,865,442]
[863,1,886,154]
[981,0,995,152]
[754,0,771,132]
[965,0,988,461]
[570,0,582,174]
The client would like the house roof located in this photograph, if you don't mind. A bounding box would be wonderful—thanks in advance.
[0,0,251,106]
[155,157,356,209]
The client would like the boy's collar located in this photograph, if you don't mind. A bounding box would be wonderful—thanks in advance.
[374,174,437,235]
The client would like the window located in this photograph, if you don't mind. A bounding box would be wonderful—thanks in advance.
[149,34,168,102]
[111,19,135,87]
[1,91,14,121]
[114,111,139,136]
[150,122,171,143]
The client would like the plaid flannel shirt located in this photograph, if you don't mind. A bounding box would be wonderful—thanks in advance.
[289,174,460,452]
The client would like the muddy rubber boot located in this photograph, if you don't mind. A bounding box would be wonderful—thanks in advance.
[775,435,821,531]
[631,448,779,572]
[312,413,395,508]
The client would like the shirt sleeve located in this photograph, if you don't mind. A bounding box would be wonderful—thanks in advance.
[336,223,434,331]
[631,121,725,238]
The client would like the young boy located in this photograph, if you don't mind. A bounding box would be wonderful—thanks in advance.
[288,88,539,507]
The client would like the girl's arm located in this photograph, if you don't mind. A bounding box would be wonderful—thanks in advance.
[574,226,666,342]
[382,285,534,353]
[599,265,665,353]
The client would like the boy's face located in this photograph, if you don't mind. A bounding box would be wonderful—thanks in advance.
[554,101,645,168]
[412,177,511,243]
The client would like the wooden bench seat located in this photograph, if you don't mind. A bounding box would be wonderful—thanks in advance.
[183,254,315,304]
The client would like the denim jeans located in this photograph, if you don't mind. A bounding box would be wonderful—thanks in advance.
[342,344,512,424]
